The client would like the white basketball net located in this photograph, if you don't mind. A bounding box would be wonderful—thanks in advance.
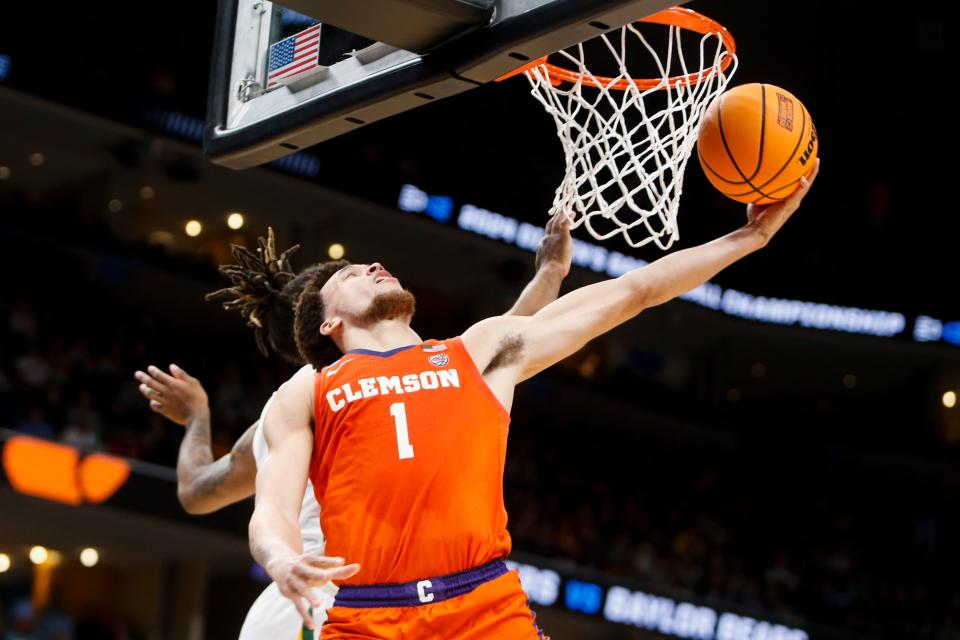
[524,22,737,249]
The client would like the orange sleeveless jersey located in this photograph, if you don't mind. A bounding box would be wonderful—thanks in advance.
[309,337,512,585]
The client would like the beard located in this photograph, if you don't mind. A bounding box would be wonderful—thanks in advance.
[356,290,416,325]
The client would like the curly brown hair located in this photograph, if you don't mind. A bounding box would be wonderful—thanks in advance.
[206,228,346,365]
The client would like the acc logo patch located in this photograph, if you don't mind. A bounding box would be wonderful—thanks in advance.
[428,354,449,367]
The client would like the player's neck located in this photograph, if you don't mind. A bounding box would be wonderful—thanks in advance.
[341,318,421,354]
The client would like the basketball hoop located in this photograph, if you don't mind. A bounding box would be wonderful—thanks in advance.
[502,7,737,250]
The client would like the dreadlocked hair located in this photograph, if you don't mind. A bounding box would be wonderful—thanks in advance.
[206,228,339,365]
[294,261,350,370]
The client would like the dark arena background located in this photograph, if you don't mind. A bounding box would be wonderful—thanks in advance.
[1,1,958,639]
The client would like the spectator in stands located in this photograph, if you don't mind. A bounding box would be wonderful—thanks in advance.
[14,407,56,440]
[4,598,36,640]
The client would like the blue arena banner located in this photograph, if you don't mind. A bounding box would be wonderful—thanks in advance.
[398,184,955,348]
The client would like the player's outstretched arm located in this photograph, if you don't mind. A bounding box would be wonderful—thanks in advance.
[505,213,573,316]
[464,160,820,385]
[134,364,257,514]
[249,373,360,629]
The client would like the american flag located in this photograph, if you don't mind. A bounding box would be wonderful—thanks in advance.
[267,23,323,90]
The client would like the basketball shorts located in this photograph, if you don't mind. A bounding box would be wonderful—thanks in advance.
[238,581,337,640]
[319,560,547,640]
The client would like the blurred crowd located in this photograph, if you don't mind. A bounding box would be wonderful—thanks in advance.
[0,595,141,640]
[505,420,959,638]
[0,295,281,466]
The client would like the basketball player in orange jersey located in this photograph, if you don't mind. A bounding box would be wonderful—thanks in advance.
[252,159,818,640]
[133,215,573,638]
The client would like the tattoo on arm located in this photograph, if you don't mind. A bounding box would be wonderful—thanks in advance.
[181,413,214,468]
[184,422,257,499]
[193,456,235,497]
[483,334,525,375]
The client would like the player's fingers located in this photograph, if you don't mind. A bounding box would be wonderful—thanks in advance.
[301,589,323,611]
[793,158,821,199]
[290,576,323,610]
[149,400,163,412]
[139,383,163,400]
[785,173,815,210]
[303,555,345,568]
[295,559,358,588]
[147,365,178,387]
[293,561,326,578]
[169,363,189,380]
[798,159,820,194]
[545,213,557,234]
[134,370,164,390]
[139,370,169,394]
[289,592,314,630]
[325,563,361,583]
[296,565,339,586]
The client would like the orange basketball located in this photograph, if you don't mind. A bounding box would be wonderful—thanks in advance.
[697,83,818,205]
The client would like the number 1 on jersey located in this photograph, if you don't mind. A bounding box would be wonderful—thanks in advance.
[390,402,415,460]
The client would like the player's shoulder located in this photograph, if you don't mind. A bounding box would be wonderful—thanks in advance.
[292,363,316,379]
[276,367,316,398]
[460,315,527,363]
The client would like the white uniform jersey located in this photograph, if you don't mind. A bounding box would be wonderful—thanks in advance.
[241,364,334,640]
[252,364,325,555]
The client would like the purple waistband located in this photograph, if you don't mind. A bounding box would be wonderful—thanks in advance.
[333,560,509,608]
